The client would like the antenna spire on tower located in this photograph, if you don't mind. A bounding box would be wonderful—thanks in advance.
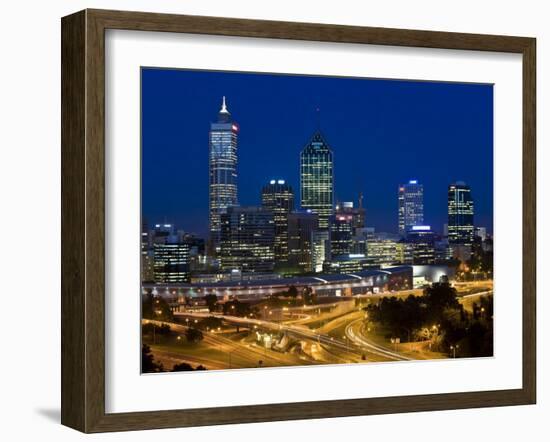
[315,106,321,131]
[220,96,228,113]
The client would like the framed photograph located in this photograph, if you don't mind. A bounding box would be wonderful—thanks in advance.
[61,9,536,433]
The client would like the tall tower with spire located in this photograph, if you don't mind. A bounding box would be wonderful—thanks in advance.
[300,130,334,229]
[209,96,239,252]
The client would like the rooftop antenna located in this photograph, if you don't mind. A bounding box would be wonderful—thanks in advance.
[315,106,321,131]
[220,95,228,113]
[359,192,363,209]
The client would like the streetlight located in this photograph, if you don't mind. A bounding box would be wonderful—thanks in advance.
[450,344,460,358]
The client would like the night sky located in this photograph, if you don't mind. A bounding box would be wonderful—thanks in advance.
[141,68,493,237]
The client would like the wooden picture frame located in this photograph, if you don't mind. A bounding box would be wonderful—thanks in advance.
[61,8,536,433]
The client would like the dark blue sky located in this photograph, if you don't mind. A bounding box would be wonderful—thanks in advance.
[142,68,493,237]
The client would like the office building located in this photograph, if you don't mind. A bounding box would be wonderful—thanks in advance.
[324,254,369,274]
[398,180,424,235]
[475,226,487,242]
[329,213,353,257]
[406,225,436,265]
[312,230,330,273]
[335,200,365,233]
[153,239,191,283]
[261,179,295,264]
[287,210,319,273]
[141,220,154,282]
[448,181,475,246]
[219,206,275,273]
[209,96,239,250]
[300,131,334,229]
[366,240,402,266]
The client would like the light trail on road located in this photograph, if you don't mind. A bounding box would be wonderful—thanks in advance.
[344,319,411,361]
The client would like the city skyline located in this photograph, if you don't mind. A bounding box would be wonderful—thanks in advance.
[140,67,495,373]
[142,68,494,237]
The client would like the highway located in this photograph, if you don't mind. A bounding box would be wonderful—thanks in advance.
[175,311,406,362]
[146,319,313,369]
[344,319,411,361]
[150,280,493,369]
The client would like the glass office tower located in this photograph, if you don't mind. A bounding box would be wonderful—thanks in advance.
[209,96,239,251]
[398,180,424,235]
[448,181,475,245]
[219,207,275,273]
[300,131,334,229]
[287,210,319,273]
[261,179,295,264]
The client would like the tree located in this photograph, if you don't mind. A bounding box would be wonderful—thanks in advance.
[172,362,194,371]
[142,344,163,373]
[223,299,256,317]
[287,285,298,298]
[204,294,218,312]
[197,316,223,331]
[185,327,203,343]
[302,286,317,305]
[142,322,171,339]
[424,282,460,316]
[365,295,425,341]
[142,293,174,321]
[172,362,208,371]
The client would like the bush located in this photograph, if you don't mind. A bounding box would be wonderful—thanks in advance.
[185,327,204,343]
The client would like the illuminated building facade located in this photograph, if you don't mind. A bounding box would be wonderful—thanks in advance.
[261,179,295,264]
[300,131,334,229]
[143,266,413,299]
[366,240,402,266]
[329,213,353,257]
[141,220,154,282]
[398,180,424,235]
[153,241,191,283]
[406,225,436,264]
[287,210,319,273]
[324,254,369,273]
[209,96,239,251]
[336,201,365,232]
[312,230,330,273]
[219,207,275,273]
[395,241,414,264]
[448,181,474,246]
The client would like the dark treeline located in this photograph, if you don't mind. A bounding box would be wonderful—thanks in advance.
[365,283,493,358]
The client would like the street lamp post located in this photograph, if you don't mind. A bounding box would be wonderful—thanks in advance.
[450,344,460,358]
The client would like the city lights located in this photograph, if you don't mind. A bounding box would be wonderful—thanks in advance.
[140,87,493,373]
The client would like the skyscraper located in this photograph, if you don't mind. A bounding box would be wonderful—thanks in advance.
[336,201,365,233]
[448,181,474,246]
[398,180,424,235]
[287,210,319,273]
[329,213,353,258]
[149,223,191,282]
[140,219,154,282]
[300,131,334,229]
[219,207,275,273]
[261,179,294,264]
[152,235,191,283]
[406,225,436,265]
[209,96,239,251]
